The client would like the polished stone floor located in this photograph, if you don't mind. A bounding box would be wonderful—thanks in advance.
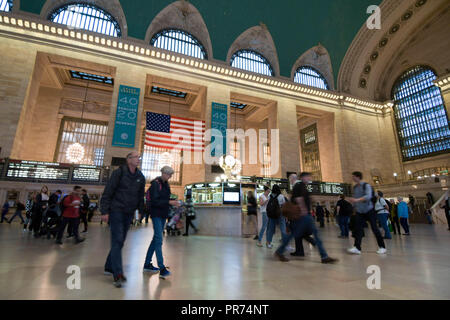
[0,220,449,300]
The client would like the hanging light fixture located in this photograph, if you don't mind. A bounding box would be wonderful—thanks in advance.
[66,81,88,163]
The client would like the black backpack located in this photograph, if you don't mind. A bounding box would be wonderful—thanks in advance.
[384,198,392,212]
[362,183,377,205]
[266,195,281,219]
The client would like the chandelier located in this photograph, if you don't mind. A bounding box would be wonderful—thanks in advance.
[66,142,85,163]
[219,154,241,179]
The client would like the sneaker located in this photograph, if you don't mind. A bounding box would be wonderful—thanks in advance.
[113,276,123,288]
[159,268,171,279]
[120,274,127,282]
[55,240,63,245]
[182,233,188,236]
[274,252,289,262]
[143,264,159,273]
[256,241,263,247]
[75,238,85,244]
[253,235,259,240]
[347,247,361,255]
[321,257,339,264]
[67,235,73,239]
[81,230,88,234]
[266,243,273,249]
[104,269,113,276]
[286,245,296,253]
[376,247,387,255]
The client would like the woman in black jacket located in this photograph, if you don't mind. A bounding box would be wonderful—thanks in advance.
[31,186,50,237]
[246,191,258,240]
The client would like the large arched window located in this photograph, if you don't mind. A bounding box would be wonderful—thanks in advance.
[230,49,274,76]
[150,29,207,60]
[48,3,121,37]
[0,0,12,12]
[392,66,450,161]
[294,66,329,90]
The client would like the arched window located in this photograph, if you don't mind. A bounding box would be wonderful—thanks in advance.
[392,66,450,161]
[230,50,274,76]
[48,3,121,37]
[150,29,207,60]
[0,0,12,12]
[294,66,329,90]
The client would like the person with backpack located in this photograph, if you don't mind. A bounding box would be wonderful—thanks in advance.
[347,171,386,255]
[55,186,85,245]
[274,172,338,264]
[256,186,271,247]
[143,166,180,279]
[375,191,391,239]
[265,184,288,249]
[336,194,353,238]
[397,197,410,235]
[100,151,146,288]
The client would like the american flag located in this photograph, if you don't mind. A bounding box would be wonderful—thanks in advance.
[145,112,205,151]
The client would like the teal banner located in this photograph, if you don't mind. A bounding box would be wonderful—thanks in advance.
[112,85,140,148]
[211,102,228,157]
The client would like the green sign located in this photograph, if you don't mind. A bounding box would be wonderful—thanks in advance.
[211,102,228,157]
[112,85,140,148]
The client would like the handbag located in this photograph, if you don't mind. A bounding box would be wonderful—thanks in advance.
[281,201,305,220]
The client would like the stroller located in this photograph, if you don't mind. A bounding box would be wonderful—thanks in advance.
[165,204,185,236]
[40,208,61,239]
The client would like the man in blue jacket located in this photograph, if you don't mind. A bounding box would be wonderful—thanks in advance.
[143,166,180,279]
[100,151,145,288]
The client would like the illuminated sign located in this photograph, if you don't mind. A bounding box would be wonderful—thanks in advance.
[6,161,70,181]
[72,167,101,182]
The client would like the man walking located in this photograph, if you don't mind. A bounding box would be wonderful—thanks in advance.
[143,166,180,279]
[336,194,353,238]
[101,151,146,288]
[315,203,325,228]
[55,186,85,245]
[80,189,90,233]
[275,172,338,264]
[347,171,386,255]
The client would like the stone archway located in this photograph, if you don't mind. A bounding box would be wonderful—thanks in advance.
[144,0,213,60]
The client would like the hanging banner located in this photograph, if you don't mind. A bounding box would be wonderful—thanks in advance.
[112,85,140,148]
[210,102,228,157]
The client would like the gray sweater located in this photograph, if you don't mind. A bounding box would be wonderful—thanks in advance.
[353,182,374,214]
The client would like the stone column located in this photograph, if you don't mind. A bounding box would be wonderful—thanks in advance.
[103,65,147,166]
[276,99,300,178]
[204,85,230,182]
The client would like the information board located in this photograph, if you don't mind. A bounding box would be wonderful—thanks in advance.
[112,85,140,148]
[6,160,70,181]
[72,165,101,182]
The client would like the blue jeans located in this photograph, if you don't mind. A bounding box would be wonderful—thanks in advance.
[377,213,391,238]
[144,217,166,269]
[258,212,269,242]
[276,215,328,259]
[338,215,350,237]
[105,212,134,277]
[8,210,25,223]
[266,217,287,243]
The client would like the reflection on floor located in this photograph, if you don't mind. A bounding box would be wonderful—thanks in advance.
[0,221,449,300]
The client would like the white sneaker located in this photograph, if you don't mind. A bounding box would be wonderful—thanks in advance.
[347,247,361,255]
[266,243,273,249]
[286,245,295,253]
[377,247,387,254]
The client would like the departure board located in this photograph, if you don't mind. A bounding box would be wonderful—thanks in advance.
[6,160,70,181]
[72,166,101,182]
